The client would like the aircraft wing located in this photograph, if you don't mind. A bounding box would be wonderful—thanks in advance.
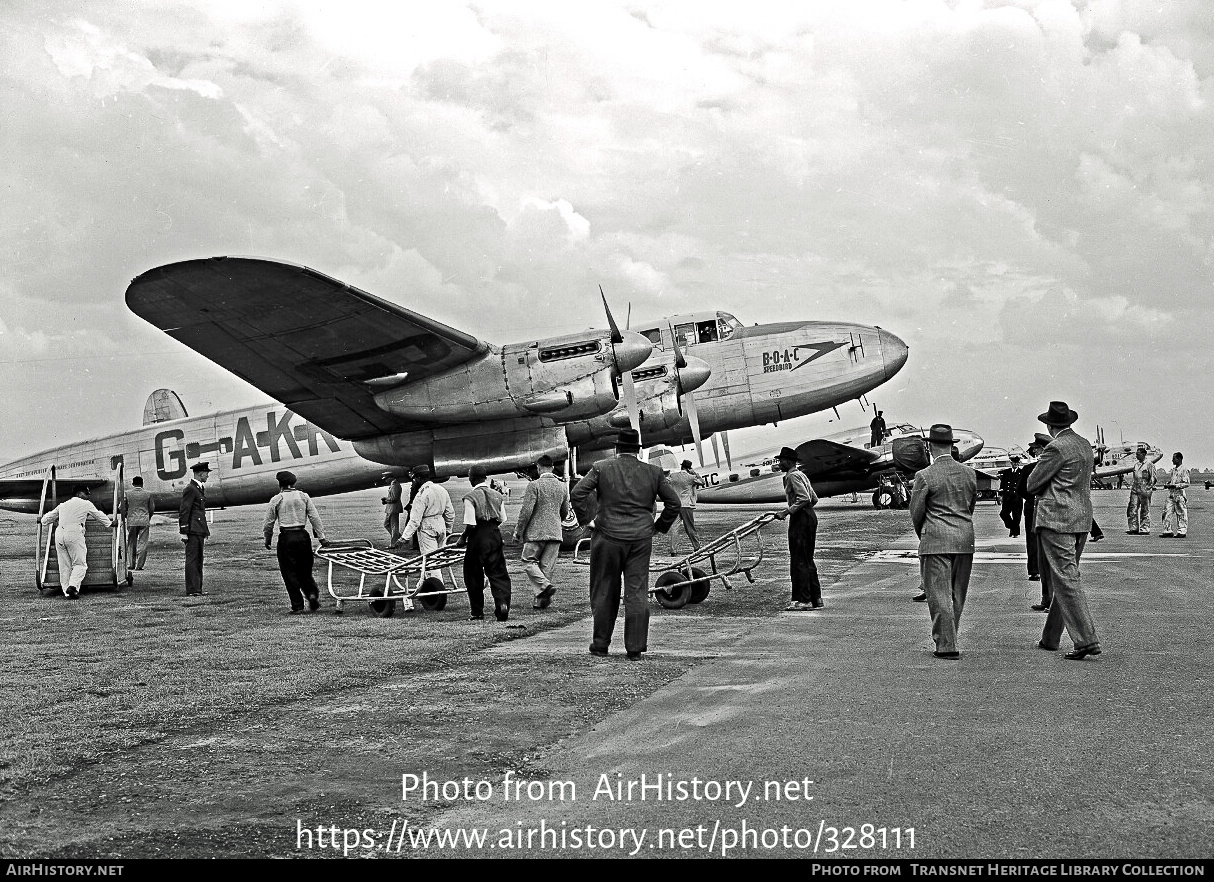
[126,257,491,441]
[794,439,881,477]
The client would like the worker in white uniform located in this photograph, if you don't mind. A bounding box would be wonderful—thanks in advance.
[1161,452,1190,539]
[40,485,115,597]
[399,464,456,588]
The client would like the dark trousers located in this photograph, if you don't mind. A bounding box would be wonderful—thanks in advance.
[920,553,974,654]
[1000,494,1023,536]
[1038,530,1098,650]
[184,534,205,595]
[464,523,512,616]
[588,532,652,654]
[276,529,319,610]
[1038,531,1053,606]
[1090,519,1104,541]
[788,508,821,604]
[1024,502,1039,577]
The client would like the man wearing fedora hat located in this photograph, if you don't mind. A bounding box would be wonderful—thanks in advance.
[1026,401,1102,660]
[571,428,680,659]
[179,461,211,596]
[773,446,822,610]
[909,424,978,660]
[263,471,328,614]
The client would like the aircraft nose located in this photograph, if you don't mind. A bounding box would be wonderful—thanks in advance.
[879,328,908,380]
[614,330,654,374]
[677,355,711,393]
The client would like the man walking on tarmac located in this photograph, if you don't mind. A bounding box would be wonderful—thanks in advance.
[572,428,680,660]
[262,470,328,615]
[41,485,116,598]
[122,475,155,570]
[513,455,569,610]
[1028,401,1102,661]
[457,466,513,622]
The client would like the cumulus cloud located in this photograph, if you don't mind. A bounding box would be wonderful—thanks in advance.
[2,0,1213,461]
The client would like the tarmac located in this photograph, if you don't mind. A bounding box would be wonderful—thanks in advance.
[428,492,1213,858]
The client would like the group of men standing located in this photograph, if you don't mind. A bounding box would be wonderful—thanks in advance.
[1126,447,1190,538]
[911,402,1104,661]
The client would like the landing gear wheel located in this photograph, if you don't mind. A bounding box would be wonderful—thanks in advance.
[368,586,397,618]
[653,571,691,609]
[417,576,448,611]
[686,567,711,604]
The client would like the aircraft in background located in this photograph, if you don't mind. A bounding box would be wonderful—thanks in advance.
[653,422,984,509]
[0,256,908,514]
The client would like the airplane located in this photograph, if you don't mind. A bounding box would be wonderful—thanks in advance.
[0,256,909,517]
[963,428,1163,498]
[656,422,984,509]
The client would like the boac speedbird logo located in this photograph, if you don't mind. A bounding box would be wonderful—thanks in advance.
[761,341,848,374]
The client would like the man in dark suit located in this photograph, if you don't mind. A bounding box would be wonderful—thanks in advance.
[1019,434,1052,601]
[909,424,978,660]
[571,428,680,660]
[179,461,211,596]
[998,452,1023,537]
[1027,401,1101,660]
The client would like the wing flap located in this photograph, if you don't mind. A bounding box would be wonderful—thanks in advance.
[126,257,491,440]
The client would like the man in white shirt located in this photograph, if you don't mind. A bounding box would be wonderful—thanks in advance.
[262,470,328,614]
[399,464,455,584]
[40,485,114,597]
[665,460,704,555]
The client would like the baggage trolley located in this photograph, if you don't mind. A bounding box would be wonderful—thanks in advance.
[315,538,466,617]
[36,463,131,594]
[573,511,781,610]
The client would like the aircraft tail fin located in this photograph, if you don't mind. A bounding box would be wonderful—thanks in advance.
[142,389,189,425]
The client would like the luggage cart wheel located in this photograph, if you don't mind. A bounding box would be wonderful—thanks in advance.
[125,573,134,587]
[653,571,692,609]
[368,586,397,618]
[417,576,448,611]
[686,568,711,604]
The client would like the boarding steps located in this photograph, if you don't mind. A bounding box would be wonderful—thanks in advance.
[35,463,131,593]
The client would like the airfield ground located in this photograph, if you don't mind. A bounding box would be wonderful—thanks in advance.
[0,486,1210,859]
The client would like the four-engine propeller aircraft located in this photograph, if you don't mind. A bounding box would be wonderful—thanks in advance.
[0,256,908,514]
[668,422,984,508]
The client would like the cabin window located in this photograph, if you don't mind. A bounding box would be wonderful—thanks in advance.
[750,468,761,477]
[728,473,739,482]
[674,323,696,349]
[697,320,719,343]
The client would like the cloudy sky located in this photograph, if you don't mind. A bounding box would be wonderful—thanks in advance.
[3,0,1212,470]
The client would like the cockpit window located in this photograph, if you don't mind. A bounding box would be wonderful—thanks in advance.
[641,328,663,347]
[674,323,696,349]
[718,313,743,339]
[696,320,719,343]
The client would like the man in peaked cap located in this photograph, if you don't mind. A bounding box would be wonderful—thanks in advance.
[571,428,680,659]
[1026,401,1102,660]
[908,425,978,660]
[262,470,327,614]
[179,462,211,597]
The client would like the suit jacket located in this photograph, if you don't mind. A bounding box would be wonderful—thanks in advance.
[179,481,210,538]
[571,454,680,541]
[514,473,570,542]
[909,455,977,555]
[1025,428,1093,533]
[383,480,404,514]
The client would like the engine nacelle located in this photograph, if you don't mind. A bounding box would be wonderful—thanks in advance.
[371,329,652,424]
[354,418,568,478]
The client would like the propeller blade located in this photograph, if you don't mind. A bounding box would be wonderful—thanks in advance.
[710,433,721,469]
[599,286,623,345]
[721,430,732,470]
[685,390,704,469]
[621,369,641,440]
[626,302,631,330]
[671,325,688,369]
